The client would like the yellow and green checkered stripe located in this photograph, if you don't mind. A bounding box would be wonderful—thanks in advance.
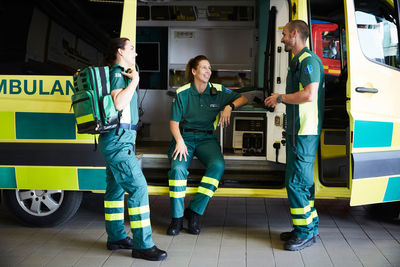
[350,120,400,205]
[0,111,93,142]
[353,120,399,148]
[350,176,400,206]
[0,167,107,190]
[0,112,76,140]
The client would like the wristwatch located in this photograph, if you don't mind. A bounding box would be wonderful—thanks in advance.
[277,95,283,103]
[229,103,235,111]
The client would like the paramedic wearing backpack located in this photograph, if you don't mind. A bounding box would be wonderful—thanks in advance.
[167,55,248,236]
[98,37,167,261]
[264,20,325,251]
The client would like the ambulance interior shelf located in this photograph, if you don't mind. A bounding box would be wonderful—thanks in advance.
[169,69,252,89]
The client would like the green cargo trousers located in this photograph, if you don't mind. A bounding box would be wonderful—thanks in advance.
[285,134,320,239]
[98,129,154,249]
[168,132,225,218]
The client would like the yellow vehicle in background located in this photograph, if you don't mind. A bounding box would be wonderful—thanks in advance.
[0,0,399,226]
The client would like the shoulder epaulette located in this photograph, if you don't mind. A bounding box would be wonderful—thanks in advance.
[211,83,223,91]
[176,83,191,94]
[298,52,311,63]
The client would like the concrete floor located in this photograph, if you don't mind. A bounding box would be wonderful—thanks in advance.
[0,194,399,267]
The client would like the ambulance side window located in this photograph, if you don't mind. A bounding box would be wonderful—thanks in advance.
[354,0,400,69]
[0,1,123,75]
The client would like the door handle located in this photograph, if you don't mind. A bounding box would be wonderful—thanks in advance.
[355,87,378,93]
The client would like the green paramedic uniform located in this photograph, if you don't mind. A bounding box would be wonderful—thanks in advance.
[169,82,241,218]
[285,47,325,240]
[98,64,154,249]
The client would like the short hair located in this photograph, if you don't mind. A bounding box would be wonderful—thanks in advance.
[288,20,310,42]
[185,55,209,82]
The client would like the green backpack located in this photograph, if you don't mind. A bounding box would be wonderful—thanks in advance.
[71,66,120,134]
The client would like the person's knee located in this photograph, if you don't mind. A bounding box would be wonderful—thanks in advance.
[126,182,148,198]
[207,159,225,177]
[169,164,189,178]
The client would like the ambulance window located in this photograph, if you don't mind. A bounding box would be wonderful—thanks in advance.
[354,0,400,69]
[0,1,123,75]
[321,26,340,60]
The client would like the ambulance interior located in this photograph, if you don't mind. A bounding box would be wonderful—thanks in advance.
[136,0,351,190]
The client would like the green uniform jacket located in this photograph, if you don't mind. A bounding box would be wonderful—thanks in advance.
[109,64,139,126]
[286,47,325,136]
[170,82,240,131]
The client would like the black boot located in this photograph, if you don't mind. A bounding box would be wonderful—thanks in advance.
[167,217,183,236]
[284,236,315,251]
[107,236,133,250]
[280,230,318,243]
[132,245,167,261]
[280,230,295,241]
[184,208,201,235]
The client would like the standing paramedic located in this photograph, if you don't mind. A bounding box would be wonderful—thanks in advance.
[264,20,325,251]
[167,55,248,236]
[98,37,167,261]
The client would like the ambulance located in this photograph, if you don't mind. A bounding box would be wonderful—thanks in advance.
[0,0,399,226]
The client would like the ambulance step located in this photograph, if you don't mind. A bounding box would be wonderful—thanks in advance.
[144,168,285,189]
[141,153,285,172]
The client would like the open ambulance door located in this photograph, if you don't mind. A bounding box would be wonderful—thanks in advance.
[265,0,290,164]
[345,0,400,206]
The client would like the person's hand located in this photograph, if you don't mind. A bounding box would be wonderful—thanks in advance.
[122,69,139,88]
[122,69,139,82]
[172,140,188,162]
[264,93,279,108]
[218,106,232,128]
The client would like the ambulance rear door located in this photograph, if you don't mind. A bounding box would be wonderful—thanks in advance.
[265,0,290,164]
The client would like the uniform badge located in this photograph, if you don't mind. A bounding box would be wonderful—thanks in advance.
[115,73,122,77]
[225,88,232,93]
[210,104,219,108]
[305,65,313,74]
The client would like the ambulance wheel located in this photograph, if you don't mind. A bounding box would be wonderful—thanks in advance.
[3,189,83,227]
[367,202,400,221]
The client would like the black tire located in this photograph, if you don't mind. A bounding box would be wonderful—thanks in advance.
[367,202,400,221]
[3,189,83,227]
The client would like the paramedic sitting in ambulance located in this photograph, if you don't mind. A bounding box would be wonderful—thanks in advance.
[167,55,248,236]
[98,37,167,261]
[264,20,325,251]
